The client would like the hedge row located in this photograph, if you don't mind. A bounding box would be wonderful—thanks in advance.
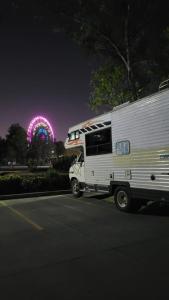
[0,170,70,195]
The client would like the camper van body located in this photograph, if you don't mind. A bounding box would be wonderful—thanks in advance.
[65,89,169,211]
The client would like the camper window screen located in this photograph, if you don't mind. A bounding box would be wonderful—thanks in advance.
[116,141,130,155]
[86,128,112,156]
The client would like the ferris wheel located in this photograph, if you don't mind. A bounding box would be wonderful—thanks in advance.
[27,116,54,143]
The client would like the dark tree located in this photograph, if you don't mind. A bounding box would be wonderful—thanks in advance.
[0,137,7,165]
[52,0,169,109]
[8,0,169,109]
[27,138,53,166]
[6,124,28,164]
[54,141,65,158]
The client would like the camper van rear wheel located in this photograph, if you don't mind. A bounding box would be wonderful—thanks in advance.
[71,179,83,198]
[114,186,132,212]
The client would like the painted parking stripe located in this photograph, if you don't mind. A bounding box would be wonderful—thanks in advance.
[1,201,43,231]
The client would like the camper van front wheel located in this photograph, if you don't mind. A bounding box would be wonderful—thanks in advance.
[114,186,132,212]
[71,179,83,198]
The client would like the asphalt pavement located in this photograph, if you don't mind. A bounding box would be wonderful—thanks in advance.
[0,193,169,300]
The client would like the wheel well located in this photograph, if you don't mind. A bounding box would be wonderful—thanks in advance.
[71,177,77,183]
[110,182,130,195]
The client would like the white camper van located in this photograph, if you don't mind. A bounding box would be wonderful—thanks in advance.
[65,88,169,212]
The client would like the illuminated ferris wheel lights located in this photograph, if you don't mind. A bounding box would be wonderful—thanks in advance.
[27,116,55,142]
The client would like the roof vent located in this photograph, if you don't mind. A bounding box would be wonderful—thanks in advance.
[159,79,169,91]
[113,101,130,111]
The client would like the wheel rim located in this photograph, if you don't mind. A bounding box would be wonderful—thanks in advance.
[72,180,79,194]
[116,190,128,208]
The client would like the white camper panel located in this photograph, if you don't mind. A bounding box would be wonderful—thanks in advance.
[82,113,113,186]
[111,89,169,191]
[85,154,113,186]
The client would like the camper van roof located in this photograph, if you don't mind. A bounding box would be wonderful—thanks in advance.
[68,88,169,133]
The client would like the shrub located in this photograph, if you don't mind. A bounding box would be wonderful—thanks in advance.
[0,175,23,194]
[45,168,70,190]
[0,171,70,195]
[22,176,44,192]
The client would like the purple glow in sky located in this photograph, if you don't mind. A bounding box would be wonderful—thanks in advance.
[27,116,54,142]
[0,25,95,141]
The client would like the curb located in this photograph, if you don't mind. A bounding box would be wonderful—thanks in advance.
[0,190,71,200]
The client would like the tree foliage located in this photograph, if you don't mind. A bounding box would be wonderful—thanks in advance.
[90,63,132,111]
[6,124,28,164]
[0,124,65,166]
[54,141,65,158]
[52,0,169,109]
[0,137,7,165]
[27,137,53,165]
[34,0,169,109]
[6,0,169,110]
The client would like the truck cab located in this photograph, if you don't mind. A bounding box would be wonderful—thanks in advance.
[69,147,85,197]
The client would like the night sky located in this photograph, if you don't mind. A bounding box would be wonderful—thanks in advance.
[0,24,95,141]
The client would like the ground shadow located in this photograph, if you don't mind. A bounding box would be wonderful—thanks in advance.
[139,201,169,216]
[85,192,169,216]
[86,193,112,200]
[87,193,169,216]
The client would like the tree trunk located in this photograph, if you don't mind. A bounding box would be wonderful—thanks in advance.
[124,3,138,101]
[127,68,138,101]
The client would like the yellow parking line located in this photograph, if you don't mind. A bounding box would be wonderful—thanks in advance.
[1,201,43,231]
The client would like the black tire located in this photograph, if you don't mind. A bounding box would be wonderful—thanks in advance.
[114,186,140,213]
[71,178,83,198]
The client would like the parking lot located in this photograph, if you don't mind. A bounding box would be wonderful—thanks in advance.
[1,193,169,299]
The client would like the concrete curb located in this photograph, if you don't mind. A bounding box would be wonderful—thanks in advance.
[0,190,71,200]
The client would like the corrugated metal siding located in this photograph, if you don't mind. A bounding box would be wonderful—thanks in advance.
[111,90,169,191]
[85,154,113,185]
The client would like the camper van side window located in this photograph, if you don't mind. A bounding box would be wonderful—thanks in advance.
[69,132,76,141]
[116,141,130,155]
[86,128,112,156]
[69,130,80,141]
